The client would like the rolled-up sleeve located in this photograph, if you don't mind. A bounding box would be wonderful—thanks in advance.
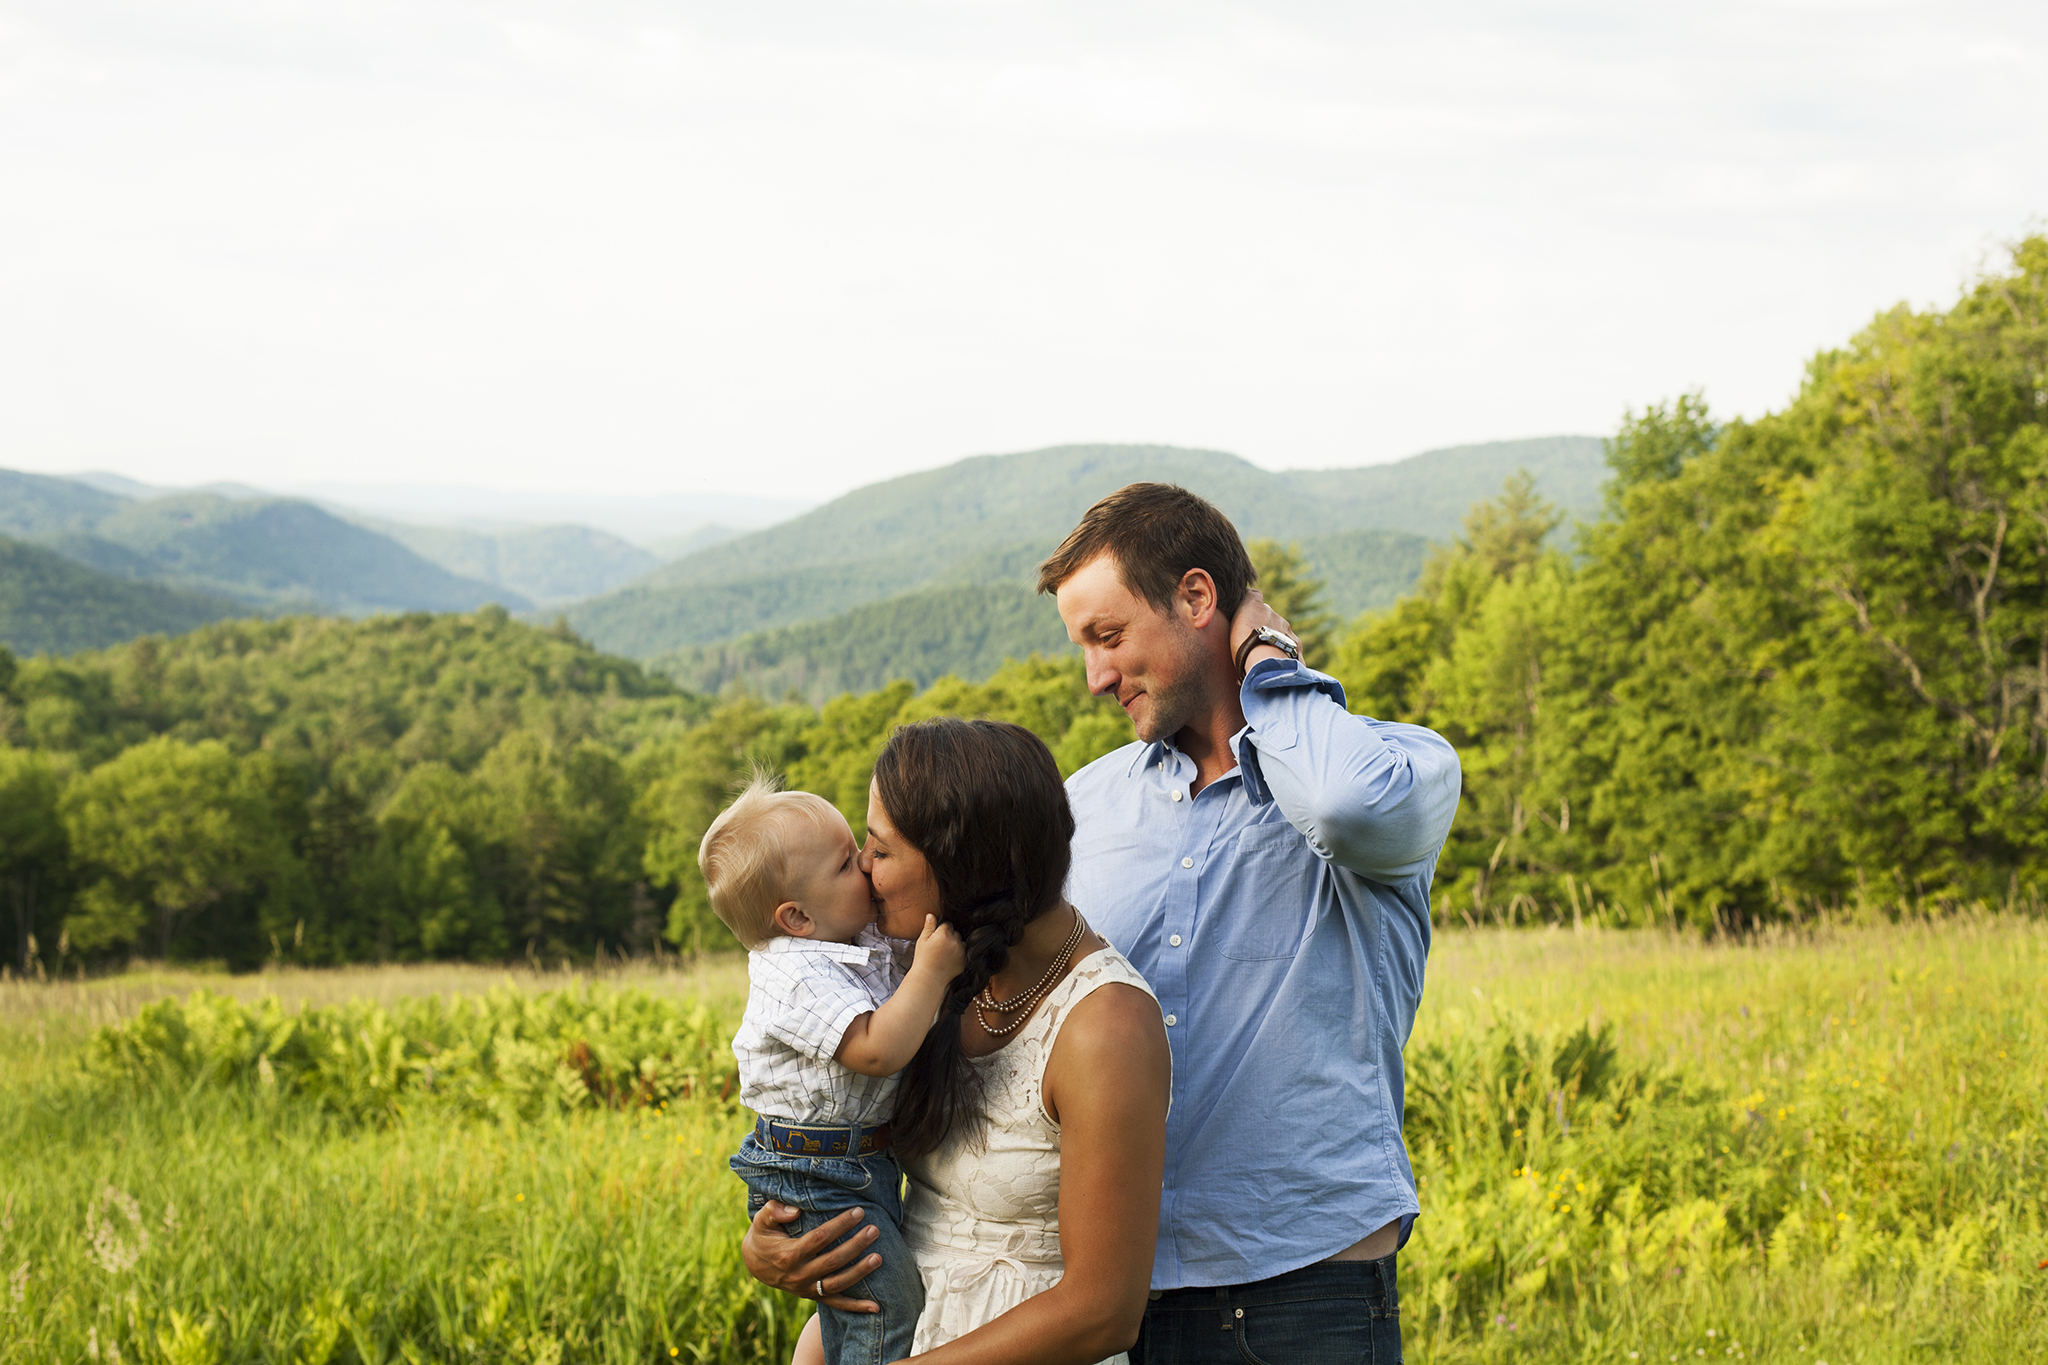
[1232,658,1461,881]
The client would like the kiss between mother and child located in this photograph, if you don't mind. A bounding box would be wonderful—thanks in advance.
[703,483,1461,1365]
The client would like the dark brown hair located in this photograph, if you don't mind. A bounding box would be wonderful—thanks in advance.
[876,717,1075,1157]
[1035,482,1256,618]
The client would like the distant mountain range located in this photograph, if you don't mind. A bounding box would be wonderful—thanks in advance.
[2,436,1606,692]
[0,468,527,624]
[261,481,813,547]
[347,518,661,609]
[567,436,1604,697]
[0,468,758,655]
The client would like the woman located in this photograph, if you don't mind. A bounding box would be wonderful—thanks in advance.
[742,718,1171,1364]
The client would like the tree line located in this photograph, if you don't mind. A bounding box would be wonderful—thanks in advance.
[3,238,2043,971]
[0,607,1135,973]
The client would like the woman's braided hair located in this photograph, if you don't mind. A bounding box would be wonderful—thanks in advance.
[877,718,1076,1158]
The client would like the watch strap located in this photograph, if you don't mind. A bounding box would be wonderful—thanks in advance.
[1234,626,1300,679]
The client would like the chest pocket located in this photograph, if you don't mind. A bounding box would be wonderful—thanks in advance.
[1211,821,1322,961]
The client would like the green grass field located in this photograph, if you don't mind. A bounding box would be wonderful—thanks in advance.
[3,919,2042,1364]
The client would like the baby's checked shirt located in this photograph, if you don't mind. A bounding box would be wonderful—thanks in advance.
[734,924,905,1125]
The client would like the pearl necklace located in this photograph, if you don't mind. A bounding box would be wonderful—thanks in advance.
[972,908,1086,1037]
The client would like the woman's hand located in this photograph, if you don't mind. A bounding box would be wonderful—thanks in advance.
[740,1201,885,1313]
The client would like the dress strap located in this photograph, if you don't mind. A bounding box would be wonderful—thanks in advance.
[1030,943,1162,1111]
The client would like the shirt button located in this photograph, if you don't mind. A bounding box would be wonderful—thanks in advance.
[1170,789,1183,802]
[1180,856,1193,869]
[1169,934,1183,947]
[1164,1014,1177,1026]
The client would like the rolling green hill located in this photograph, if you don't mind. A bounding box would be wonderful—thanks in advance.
[655,583,1074,703]
[566,546,1020,656]
[361,521,660,607]
[648,527,1432,702]
[566,438,1598,663]
[1283,435,1606,541]
[0,535,240,656]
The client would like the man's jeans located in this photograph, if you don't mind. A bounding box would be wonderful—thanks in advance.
[730,1133,923,1365]
[1131,1256,1401,1364]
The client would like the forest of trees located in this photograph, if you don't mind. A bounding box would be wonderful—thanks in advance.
[1343,237,2048,928]
[2,238,2043,973]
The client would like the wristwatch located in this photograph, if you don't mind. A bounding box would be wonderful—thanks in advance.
[1234,626,1301,679]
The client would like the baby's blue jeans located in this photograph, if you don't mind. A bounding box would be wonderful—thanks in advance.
[731,1131,922,1365]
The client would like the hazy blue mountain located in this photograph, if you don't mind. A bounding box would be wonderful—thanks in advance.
[361,520,660,607]
[0,469,128,537]
[67,472,274,501]
[646,523,744,560]
[0,535,240,656]
[656,583,1074,704]
[271,481,816,547]
[2,468,530,616]
[566,438,1600,662]
[88,494,531,613]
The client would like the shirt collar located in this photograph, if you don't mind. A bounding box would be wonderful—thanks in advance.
[1125,737,1173,777]
[758,924,889,964]
[1123,736,1243,791]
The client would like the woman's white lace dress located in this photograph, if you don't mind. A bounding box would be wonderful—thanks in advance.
[901,945,1159,1363]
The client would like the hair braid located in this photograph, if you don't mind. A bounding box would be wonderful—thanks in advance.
[876,720,1075,1157]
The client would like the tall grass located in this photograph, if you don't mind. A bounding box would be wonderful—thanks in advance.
[2,1088,800,1363]
[1402,916,2048,1362]
[3,924,2043,1363]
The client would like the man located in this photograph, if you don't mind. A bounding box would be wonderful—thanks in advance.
[742,482,1460,1362]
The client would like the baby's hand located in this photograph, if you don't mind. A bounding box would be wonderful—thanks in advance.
[913,914,966,979]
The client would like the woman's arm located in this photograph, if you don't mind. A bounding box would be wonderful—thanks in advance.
[908,982,1170,1364]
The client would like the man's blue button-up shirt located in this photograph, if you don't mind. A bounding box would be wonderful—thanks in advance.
[1065,658,1461,1290]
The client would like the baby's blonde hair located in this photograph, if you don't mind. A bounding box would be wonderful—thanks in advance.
[698,772,845,950]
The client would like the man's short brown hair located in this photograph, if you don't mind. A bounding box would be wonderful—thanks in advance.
[1035,482,1256,617]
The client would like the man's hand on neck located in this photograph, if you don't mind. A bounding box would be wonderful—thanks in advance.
[1229,588,1297,678]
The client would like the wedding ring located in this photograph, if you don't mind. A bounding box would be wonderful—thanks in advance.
[815,1279,826,1299]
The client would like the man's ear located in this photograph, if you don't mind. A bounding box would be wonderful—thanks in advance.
[1177,568,1221,630]
[772,901,814,938]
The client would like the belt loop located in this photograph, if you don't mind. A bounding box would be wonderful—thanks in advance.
[1214,1286,1233,1331]
[846,1120,864,1157]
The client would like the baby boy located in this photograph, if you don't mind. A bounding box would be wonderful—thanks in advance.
[701,775,963,1365]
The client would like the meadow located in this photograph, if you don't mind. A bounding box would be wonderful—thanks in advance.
[2,917,2042,1365]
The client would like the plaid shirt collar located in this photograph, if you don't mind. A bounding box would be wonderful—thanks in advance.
[758,924,891,967]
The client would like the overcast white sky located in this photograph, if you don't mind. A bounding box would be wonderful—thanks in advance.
[2,1,2043,500]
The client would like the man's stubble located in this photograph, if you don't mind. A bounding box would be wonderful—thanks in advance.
[1131,617,1218,746]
